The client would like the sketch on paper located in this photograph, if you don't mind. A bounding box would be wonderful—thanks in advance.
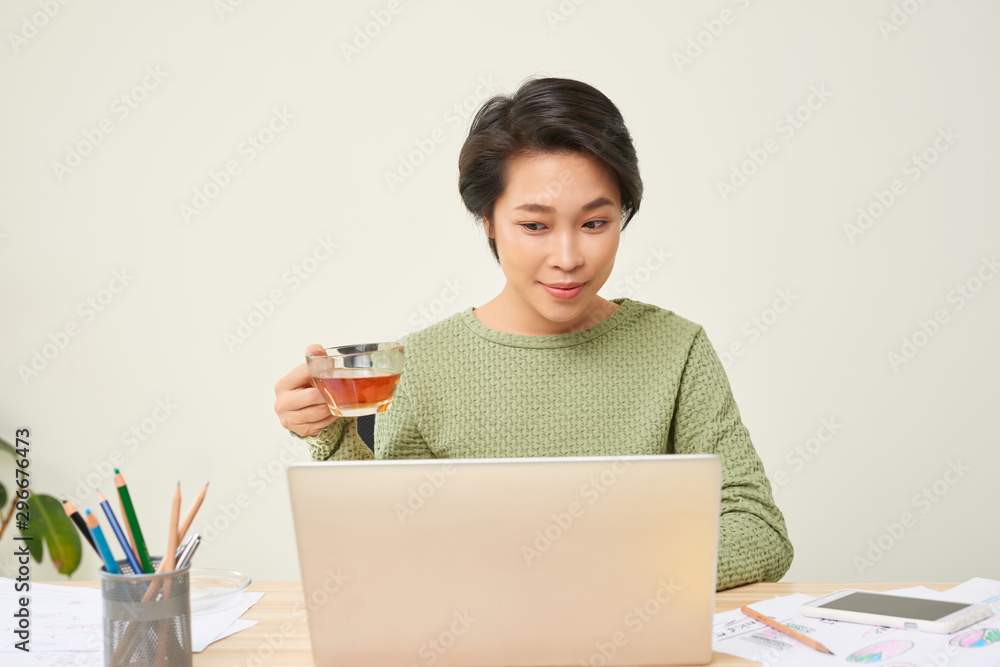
[847,639,914,663]
[950,628,1000,648]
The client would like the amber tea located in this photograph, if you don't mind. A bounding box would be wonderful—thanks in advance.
[313,369,401,417]
[306,342,404,417]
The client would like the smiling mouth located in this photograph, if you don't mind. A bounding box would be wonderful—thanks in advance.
[540,282,586,299]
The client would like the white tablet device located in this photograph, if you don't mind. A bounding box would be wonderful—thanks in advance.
[800,590,992,634]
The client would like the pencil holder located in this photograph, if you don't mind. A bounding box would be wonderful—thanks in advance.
[100,556,192,667]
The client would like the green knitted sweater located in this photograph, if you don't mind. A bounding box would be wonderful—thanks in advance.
[300,297,793,591]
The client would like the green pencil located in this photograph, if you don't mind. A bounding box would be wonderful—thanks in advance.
[113,468,153,573]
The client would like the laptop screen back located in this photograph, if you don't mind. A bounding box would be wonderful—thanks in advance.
[288,454,721,666]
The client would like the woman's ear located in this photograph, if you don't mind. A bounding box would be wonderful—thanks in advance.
[484,215,494,239]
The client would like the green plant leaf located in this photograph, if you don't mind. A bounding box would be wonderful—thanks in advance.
[0,481,6,510]
[0,436,15,457]
[18,494,82,576]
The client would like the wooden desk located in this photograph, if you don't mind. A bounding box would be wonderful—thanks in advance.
[58,581,955,666]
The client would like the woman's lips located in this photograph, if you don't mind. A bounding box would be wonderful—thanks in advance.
[541,282,585,300]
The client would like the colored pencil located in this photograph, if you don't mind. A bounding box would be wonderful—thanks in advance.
[740,606,834,655]
[164,482,181,572]
[118,493,139,561]
[115,483,201,664]
[62,500,98,554]
[96,491,143,574]
[83,509,119,574]
[113,468,153,573]
[153,482,183,665]
[177,482,208,545]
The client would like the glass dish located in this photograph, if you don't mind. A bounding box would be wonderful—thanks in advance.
[187,568,252,613]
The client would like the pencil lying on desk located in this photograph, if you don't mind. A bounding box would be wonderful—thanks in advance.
[740,606,834,655]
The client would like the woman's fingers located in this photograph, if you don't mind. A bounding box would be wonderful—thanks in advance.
[294,412,338,438]
[276,344,339,437]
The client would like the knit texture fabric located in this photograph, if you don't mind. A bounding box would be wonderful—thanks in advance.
[299,297,793,591]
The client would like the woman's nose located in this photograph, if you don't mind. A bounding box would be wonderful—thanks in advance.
[549,229,584,271]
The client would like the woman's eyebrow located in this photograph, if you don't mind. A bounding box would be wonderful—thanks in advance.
[512,196,615,214]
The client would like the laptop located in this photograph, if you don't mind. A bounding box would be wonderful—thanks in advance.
[287,454,721,666]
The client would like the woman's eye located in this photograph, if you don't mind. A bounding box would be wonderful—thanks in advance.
[520,221,608,232]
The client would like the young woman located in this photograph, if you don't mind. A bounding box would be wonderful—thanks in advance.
[273,77,793,591]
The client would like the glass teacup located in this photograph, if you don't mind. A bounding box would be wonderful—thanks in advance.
[306,342,404,417]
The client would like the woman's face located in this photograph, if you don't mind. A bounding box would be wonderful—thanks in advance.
[486,151,621,334]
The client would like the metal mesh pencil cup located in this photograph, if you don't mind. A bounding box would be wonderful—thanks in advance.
[100,557,192,666]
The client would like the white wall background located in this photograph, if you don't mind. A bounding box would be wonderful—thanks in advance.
[2,0,997,584]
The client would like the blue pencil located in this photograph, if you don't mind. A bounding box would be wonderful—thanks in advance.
[83,509,120,574]
[96,491,143,574]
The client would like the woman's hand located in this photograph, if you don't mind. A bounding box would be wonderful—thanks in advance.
[274,344,338,437]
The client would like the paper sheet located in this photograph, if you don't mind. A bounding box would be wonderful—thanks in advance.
[0,578,260,657]
[191,591,263,652]
[713,579,1000,666]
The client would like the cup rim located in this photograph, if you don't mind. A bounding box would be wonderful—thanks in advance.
[305,341,404,359]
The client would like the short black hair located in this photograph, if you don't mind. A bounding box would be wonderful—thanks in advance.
[458,77,643,265]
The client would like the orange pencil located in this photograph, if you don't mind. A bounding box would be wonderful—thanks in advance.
[165,481,181,572]
[153,482,183,666]
[740,606,834,655]
[177,482,208,545]
[114,481,185,665]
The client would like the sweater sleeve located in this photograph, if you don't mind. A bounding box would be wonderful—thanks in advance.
[294,416,374,462]
[374,378,436,459]
[670,327,794,591]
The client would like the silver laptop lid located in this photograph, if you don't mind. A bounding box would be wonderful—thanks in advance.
[288,454,721,666]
